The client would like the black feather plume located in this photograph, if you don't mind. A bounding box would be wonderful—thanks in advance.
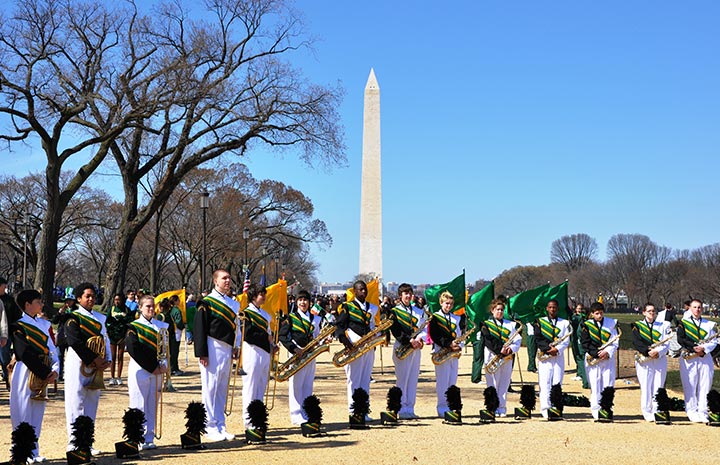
[520,385,536,411]
[10,422,37,465]
[445,385,462,412]
[122,408,146,444]
[247,399,269,431]
[185,401,207,436]
[599,386,615,411]
[707,389,720,414]
[654,388,671,413]
[302,395,323,424]
[387,386,403,414]
[70,415,95,451]
[483,386,499,413]
[550,384,564,412]
[351,388,370,418]
[562,393,591,407]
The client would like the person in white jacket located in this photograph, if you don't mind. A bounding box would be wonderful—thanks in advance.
[534,299,571,418]
[632,303,672,421]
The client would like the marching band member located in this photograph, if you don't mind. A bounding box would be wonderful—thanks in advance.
[278,290,321,425]
[194,269,240,442]
[334,280,378,418]
[482,298,521,417]
[632,302,671,421]
[390,283,426,419]
[429,291,461,418]
[241,283,274,428]
[676,298,717,423]
[126,295,169,449]
[64,282,112,453]
[580,302,618,420]
[534,299,571,419]
[10,289,59,462]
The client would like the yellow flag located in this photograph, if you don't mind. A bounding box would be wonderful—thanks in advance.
[155,289,187,322]
[346,278,381,325]
[262,279,288,333]
[235,293,248,312]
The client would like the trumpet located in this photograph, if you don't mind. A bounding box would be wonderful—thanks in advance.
[680,331,720,360]
[333,318,393,368]
[485,322,522,374]
[431,321,476,366]
[537,333,571,362]
[224,310,246,416]
[394,312,431,361]
[155,327,169,440]
[585,327,623,367]
[276,324,335,382]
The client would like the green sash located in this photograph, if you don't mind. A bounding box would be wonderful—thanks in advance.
[204,296,237,331]
[346,302,371,326]
[635,321,662,344]
[393,305,418,332]
[290,312,313,338]
[246,308,269,333]
[584,320,611,344]
[16,321,50,355]
[538,318,560,341]
[681,319,707,343]
[485,319,510,342]
[129,321,159,351]
[74,312,103,339]
[433,313,457,338]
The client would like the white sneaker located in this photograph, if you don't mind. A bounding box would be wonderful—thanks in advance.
[572,376,582,381]
[116,378,124,386]
[204,431,226,442]
[142,442,157,450]
[364,415,374,422]
[31,457,47,463]
[90,448,101,456]
[222,430,235,441]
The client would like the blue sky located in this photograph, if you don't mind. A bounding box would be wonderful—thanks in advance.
[3,1,719,285]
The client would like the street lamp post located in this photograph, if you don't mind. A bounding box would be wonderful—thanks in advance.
[243,227,250,271]
[200,192,210,292]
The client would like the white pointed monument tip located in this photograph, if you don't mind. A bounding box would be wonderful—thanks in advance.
[366,68,379,90]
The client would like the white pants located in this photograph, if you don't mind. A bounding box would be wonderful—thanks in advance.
[199,337,231,435]
[128,359,161,443]
[242,342,270,427]
[538,353,565,416]
[344,349,374,412]
[680,356,714,422]
[484,350,513,415]
[393,344,422,415]
[288,359,316,424]
[585,357,616,419]
[64,348,102,448]
[10,362,46,457]
[635,357,667,421]
[434,356,459,417]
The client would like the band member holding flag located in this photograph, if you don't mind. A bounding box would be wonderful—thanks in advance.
[10,289,59,462]
[534,299,571,418]
[194,269,240,442]
[390,283,426,419]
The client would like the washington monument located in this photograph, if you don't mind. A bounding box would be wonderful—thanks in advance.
[359,69,382,278]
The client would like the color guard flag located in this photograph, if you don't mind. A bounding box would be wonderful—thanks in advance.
[155,289,186,322]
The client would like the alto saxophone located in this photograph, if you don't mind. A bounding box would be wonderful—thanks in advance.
[394,314,431,361]
[634,331,675,364]
[537,332,571,362]
[680,330,720,360]
[276,324,335,382]
[431,321,475,366]
[332,318,393,368]
[585,327,622,367]
[485,323,522,374]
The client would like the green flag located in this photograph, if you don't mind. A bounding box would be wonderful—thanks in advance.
[505,283,550,323]
[533,281,570,320]
[425,272,466,314]
[466,281,494,336]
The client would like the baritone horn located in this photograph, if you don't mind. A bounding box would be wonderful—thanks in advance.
[28,354,51,401]
[155,327,169,440]
[224,310,245,416]
[80,334,107,390]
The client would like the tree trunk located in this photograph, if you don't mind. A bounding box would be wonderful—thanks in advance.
[35,162,64,312]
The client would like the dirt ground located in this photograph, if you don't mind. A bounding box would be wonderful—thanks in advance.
[1,343,717,465]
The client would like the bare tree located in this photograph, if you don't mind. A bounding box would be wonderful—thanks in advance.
[550,233,598,272]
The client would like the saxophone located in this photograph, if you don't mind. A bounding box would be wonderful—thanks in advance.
[634,331,675,364]
[585,327,623,367]
[485,322,522,374]
[680,330,720,360]
[394,313,431,361]
[537,333,571,362]
[81,335,107,390]
[431,321,475,366]
[276,324,335,382]
[332,318,393,368]
[28,354,51,401]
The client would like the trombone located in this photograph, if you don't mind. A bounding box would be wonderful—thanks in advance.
[155,327,169,439]
[224,310,246,416]
[265,311,282,411]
